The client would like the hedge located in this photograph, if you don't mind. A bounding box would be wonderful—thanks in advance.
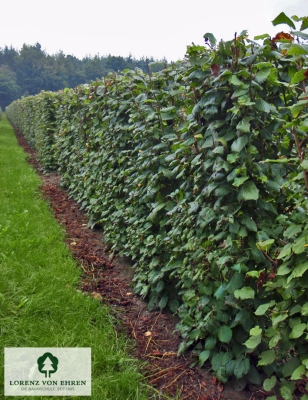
[6,13,308,397]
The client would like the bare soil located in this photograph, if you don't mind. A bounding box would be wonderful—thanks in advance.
[14,128,266,400]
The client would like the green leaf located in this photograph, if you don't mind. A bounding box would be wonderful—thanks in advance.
[218,325,232,343]
[269,333,281,349]
[290,69,307,84]
[288,45,308,56]
[203,32,216,47]
[280,386,293,400]
[234,355,250,379]
[214,284,227,300]
[254,34,271,40]
[300,17,308,31]
[236,117,252,133]
[255,301,276,316]
[283,224,302,239]
[258,350,276,366]
[234,286,255,300]
[158,294,168,309]
[255,98,272,113]
[289,323,306,339]
[238,181,259,201]
[301,302,308,316]
[257,239,274,251]
[232,176,249,187]
[301,160,308,170]
[277,243,293,259]
[292,236,307,254]
[263,376,277,392]
[241,216,257,232]
[250,326,262,336]
[289,100,308,118]
[277,263,291,276]
[254,69,271,84]
[272,12,296,29]
[199,350,211,367]
[204,336,217,350]
[287,261,308,283]
[244,334,261,350]
[231,135,248,152]
[290,365,306,380]
[282,357,301,378]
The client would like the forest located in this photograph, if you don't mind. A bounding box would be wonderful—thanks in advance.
[0,42,169,109]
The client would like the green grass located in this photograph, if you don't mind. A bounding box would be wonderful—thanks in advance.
[0,114,149,400]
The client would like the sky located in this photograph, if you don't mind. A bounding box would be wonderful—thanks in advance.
[1,0,307,62]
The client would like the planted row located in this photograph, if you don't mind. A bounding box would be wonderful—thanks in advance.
[6,12,308,397]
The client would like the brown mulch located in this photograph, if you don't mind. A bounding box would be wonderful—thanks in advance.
[13,128,265,400]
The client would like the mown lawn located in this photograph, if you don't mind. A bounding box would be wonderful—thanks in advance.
[0,114,149,399]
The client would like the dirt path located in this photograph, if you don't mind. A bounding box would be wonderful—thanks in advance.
[14,128,262,400]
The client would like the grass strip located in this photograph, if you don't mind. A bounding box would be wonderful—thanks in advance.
[0,114,148,400]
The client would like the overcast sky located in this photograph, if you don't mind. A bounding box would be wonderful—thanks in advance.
[1,0,307,61]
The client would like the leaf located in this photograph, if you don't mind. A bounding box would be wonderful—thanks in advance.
[269,333,281,349]
[280,386,293,400]
[300,17,308,31]
[289,323,306,339]
[290,365,306,380]
[272,12,296,29]
[204,336,217,350]
[231,135,248,152]
[236,117,252,133]
[250,326,262,337]
[234,355,250,379]
[301,303,308,316]
[188,202,199,214]
[282,357,301,378]
[263,376,277,392]
[241,216,257,232]
[255,301,276,316]
[244,334,261,350]
[283,224,302,239]
[158,294,168,309]
[257,239,274,251]
[289,100,308,118]
[277,243,293,259]
[234,286,255,300]
[203,32,217,47]
[255,98,272,113]
[199,350,211,367]
[218,326,232,343]
[277,263,291,276]
[214,284,226,300]
[292,236,307,254]
[301,160,308,170]
[291,69,307,84]
[254,69,271,84]
[288,45,308,56]
[258,350,276,366]
[287,261,308,283]
[238,181,259,201]
[233,176,249,187]
[254,33,271,40]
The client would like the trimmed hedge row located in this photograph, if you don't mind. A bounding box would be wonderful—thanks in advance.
[6,13,308,397]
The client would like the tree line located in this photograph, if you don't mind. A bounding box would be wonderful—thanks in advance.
[0,42,169,109]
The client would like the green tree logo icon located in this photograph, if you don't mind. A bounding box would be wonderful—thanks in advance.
[37,352,59,378]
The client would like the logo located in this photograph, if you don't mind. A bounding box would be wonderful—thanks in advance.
[4,347,91,396]
[37,352,59,378]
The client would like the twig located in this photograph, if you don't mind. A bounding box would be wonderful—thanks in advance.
[162,369,187,389]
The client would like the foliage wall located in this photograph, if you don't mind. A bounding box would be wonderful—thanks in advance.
[6,13,308,398]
